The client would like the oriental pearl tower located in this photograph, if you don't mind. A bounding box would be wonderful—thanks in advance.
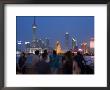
[32,16,37,47]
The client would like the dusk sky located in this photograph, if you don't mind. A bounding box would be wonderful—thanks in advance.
[16,16,94,49]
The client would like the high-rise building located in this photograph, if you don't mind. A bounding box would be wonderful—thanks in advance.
[25,41,30,52]
[81,42,88,54]
[17,41,22,51]
[64,32,69,51]
[28,16,39,53]
[90,38,94,55]
[32,16,37,42]
[31,16,37,48]
[90,38,94,49]
[72,37,77,49]
[55,41,63,54]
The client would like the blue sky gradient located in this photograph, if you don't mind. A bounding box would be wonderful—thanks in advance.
[16,16,94,49]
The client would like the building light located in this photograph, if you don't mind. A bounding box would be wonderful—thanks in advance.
[78,48,82,52]
[18,42,21,45]
[25,42,30,44]
[32,26,36,29]
[66,32,69,34]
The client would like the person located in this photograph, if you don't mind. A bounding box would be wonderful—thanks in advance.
[32,50,40,73]
[16,63,20,74]
[74,52,86,74]
[18,52,27,74]
[43,49,50,63]
[49,50,60,74]
[63,51,73,74]
[72,59,81,74]
[36,53,51,74]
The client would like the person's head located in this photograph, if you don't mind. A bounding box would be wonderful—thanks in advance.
[72,52,74,56]
[53,50,57,55]
[35,50,39,55]
[42,53,47,60]
[67,51,72,56]
[44,49,48,55]
[65,51,73,60]
[77,51,81,55]
[21,52,25,57]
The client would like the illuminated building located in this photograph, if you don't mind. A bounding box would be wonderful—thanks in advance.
[64,32,69,51]
[90,38,94,55]
[31,16,37,48]
[90,38,94,49]
[72,37,77,49]
[25,41,30,52]
[17,41,23,51]
[19,16,51,54]
[32,16,37,42]
[81,42,88,54]
[27,17,42,53]
[55,41,64,54]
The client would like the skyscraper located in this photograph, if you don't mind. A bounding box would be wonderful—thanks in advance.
[90,38,94,49]
[90,38,94,55]
[31,16,37,48]
[72,37,77,49]
[55,41,63,54]
[32,16,37,42]
[64,32,69,51]
[81,42,88,54]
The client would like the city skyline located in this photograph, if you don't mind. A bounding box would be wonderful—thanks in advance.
[16,16,94,49]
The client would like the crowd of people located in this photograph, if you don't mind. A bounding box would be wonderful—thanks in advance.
[16,50,94,74]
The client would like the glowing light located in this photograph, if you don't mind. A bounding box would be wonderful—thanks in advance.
[90,38,94,48]
[78,48,82,52]
[55,41,64,54]
[18,43,21,45]
[90,41,94,48]
[25,42,30,44]
[72,37,76,41]
[32,25,36,28]
[66,32,69,34]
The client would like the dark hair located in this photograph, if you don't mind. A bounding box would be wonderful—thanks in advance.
[21,52,25,57]
[35,50,39,55]
[53,50,56,55]
[22,52,25,55]
[44,49,48,55]
[42,53,47,59]
[77,51,81,55]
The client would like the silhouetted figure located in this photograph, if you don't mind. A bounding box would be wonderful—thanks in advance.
[43,49,50,63]
[32,50,40,73]
[18,52,27,74]
[49,50,60,74]
[63,51,73,74]
[74,52,86,74]
[32,50,40,65]
[36,53,51,74]
[72,59,81,74]
[44,49,48,55]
